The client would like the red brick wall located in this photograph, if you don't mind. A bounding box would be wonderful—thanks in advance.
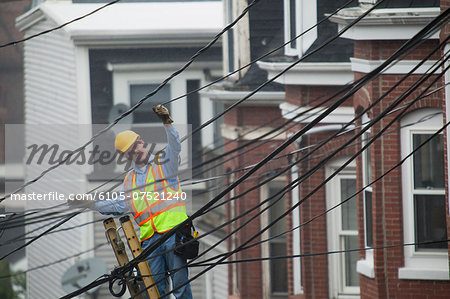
[285,85,353,107]
[223,103,290,299]
[297,128,356,299]
[354,40,442,61]
[442,0,450,285]
[441,1,450,42]
[224,85,357,299]
[354,37,449,299]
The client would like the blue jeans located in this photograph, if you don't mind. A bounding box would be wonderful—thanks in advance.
[141,232,193,299]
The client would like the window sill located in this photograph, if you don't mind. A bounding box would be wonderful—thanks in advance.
[398,267,449,280]
[356,258,374,278]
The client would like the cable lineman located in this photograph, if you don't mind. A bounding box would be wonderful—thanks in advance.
[69,105,194,298]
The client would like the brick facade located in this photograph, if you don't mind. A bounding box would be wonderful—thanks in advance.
[224,2,450,298]
[441,0,450,287]
[224,103,289,299]
[354,37,450,299]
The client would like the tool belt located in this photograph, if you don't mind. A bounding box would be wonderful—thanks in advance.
[174,220,199,260]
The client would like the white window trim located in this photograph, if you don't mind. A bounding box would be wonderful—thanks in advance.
[356,113,374,278]
[445,43,450,216]
[291,164,303,295]
[260,179,289,299]
[283,0,317,57]
[326,159,359,298]
[399,109,449,281]
[110,65,216,148]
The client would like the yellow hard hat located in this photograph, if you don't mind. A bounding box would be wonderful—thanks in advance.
[115,130,140,154]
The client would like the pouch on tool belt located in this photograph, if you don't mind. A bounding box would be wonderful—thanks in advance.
[174,220,199,259]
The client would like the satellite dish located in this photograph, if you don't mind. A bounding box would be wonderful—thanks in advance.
[61,257,107,295]
[109,103,133,134]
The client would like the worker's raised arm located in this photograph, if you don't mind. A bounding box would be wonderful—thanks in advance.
[153,105,181,173]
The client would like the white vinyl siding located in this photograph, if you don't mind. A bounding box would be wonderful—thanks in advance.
[23,17,93,299]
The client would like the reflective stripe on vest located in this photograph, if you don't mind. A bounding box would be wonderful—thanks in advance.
[134,210,151,226]
[124,163,187,240]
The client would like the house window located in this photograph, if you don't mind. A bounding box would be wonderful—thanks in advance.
[268,185,288,296]
[283,0,317,57]
[261,182,288,298]
[399,108,448,280]
[288,0,297,50]
[129,84,171,123]
[326,164,359,297]
[411,133,446,249]
[362,131,373,248]
[356,114,374,278]
[111,66,219,149]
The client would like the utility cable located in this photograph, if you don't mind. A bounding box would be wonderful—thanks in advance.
[195,118,450,264]
[88,3,392,298]
[133,11,450,297]
[65,5,444,290]
[190,240,450,267]
[3,96,443,248]
[0,0,121,49]
[16,48,440,298]
[9,2,446,296]
[2,81,444,250]
[2,81,444,235]
[160,0,355,107]
[0,0,261,203]
[0,242,107,279]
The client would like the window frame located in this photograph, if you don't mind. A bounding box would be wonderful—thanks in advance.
[325,160,359,298]
[399,108,449,280]
[110,66,217,149]
[291,165,303,295]
[260,180,289,299]
[356,114,375,278]
[283,0,317,57]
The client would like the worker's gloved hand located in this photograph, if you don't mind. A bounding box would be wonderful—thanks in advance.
[152,104,174,124]
[67,195,95,209]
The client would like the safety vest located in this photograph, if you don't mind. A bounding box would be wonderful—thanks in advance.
[124,162,187,241]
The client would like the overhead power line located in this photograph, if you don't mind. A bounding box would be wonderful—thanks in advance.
[58,3,390,298]
[74,8,450,296]
[4,1,446,298]
[189,239,450,267]
[0,242,107,279]
[0,0,262,203]
[31,110,444,295]
[194,118,450,265]
[0,0,356,207]
[135,9,450,298]
[0,0,362,245]
[0,0,121,49]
